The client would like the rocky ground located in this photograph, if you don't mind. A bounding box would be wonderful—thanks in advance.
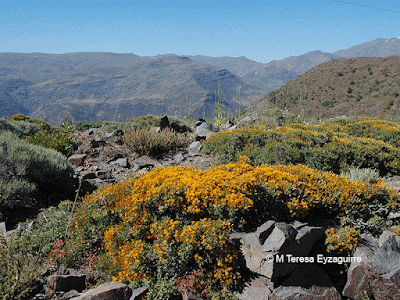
[2,115,400,300]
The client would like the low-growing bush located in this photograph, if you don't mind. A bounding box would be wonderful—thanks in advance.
[68,157,400,299]
[202,126,400,175]
[25,127,77,157]
[0,117,39,137]
[0,131,75,210]
[124,127,193,158]
[0,234,45,300]
[341,167,380,183]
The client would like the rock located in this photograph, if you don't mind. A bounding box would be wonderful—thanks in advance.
[113,158,129,168]
[46,273,86,292]
[0,222,6,234]
[130,286,148,299]
[236,113,259,128]
[131,155,162,170]
[188,141,202,154]
[195,122,220,140]
[255,220,276,245]
[343,262,400,300]
[160,115,169,131]
[60,290,81,300]
[220,120,234,130]
[72,281,132,300]
[95,169,113,180]
[235,275,273,300]
[173,152,186,163]
[262,223,297,252]
[270,285,341,300]
[68,154,87,166]
[90,138,106,148]
[279,264,333,288]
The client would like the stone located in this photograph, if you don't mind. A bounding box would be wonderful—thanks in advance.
[343,262,400,300]
[279,263,333,288]
[46,273,86,292]
[235,275,273,300]
[131,155,162,170]
[60,290,80,300]
[160,115,169,131]
[95,169,113,180]
[68,154,87,166]
[173,152,185,163]
[262,223,297,252]
[270,285,341,300]
[129,286,148,299]
[72,281,132,300]
[255,220,276,245]
[195,122,219,135]
[0,222,6,234]
[113,158,129,168]
[188,141,202,154]
[220,120,234,131]
[236,113,259,128]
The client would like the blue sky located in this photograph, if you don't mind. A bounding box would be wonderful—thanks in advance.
[1,0,399,64]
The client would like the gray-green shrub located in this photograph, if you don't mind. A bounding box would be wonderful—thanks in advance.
[0,117,39,137]
[0,131,74,210]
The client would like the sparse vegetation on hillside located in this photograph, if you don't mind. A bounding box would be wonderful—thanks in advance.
[250,56,400,122]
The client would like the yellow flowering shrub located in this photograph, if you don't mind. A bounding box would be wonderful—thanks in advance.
[64,156,398,299]
[325,226,361,254]
[203,119,400,175]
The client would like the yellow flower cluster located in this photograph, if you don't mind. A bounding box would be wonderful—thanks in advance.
[71,155,400,292]
[325,226,361,253]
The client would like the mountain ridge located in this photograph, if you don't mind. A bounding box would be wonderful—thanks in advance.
[1,37,400,124]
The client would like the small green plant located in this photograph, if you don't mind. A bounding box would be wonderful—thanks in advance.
[0,233,45,300]
[341,167,380,183]
[325,226,361,254]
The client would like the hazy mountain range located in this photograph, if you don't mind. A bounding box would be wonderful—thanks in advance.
[1,37,399,124]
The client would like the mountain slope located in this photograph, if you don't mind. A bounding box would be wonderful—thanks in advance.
[249,56,400,121]
[0,53,266,124]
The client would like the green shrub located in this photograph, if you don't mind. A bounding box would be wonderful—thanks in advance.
[0,131,75,210]
[6,200,75,257]
[341,167,380,183]
[0,117,39,137]
[74,120,104,131]
[25,127,77,157]
[124,127,193,158]
[0,234,45,300]
[202,126,400,176]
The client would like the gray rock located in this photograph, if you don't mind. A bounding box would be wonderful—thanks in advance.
[0,222,6,234]
[132,155,162,170]
[188,141,202,154]
[95,169,113,180]
[270,285,341,300]
[255,220,276,245]
[68,154,87,166]
[235,275,272,300]
[113,158,129,168]
[262,223,297,252]
[220,120,234,131]
[343,262,400,300]
[350,233,400,276]
[72,281,132,300]
[130,286,148,300]
[173,152,186,163]
[60,290,80,300]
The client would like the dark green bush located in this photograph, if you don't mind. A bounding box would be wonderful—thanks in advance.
[0,131,75,210]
